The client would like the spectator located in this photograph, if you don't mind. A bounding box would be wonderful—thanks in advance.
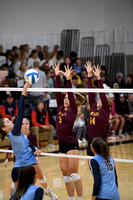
[13,52,27,73]
[31,101,55,148]
[0,45,7,69]
[70,68,82,85]
[10,165,44,200]
[107,93,125,138]
[43,45,50,59]
[52,50,64,65]
[71,76,79,88]
[80,68,87,81]
[36,45,43,60]
[28,61,46,110]
[82,74,88,88]
[73,106,87,145]
[83,101,90,139]
[0,93,18,123]
[41,53,54,68]
[15,62,27,87]
[69,51,77,67]
[60,57,71,72]
[27,50,40,69]
[112,72,126,88]
[126,74,133,88]
[50,44,59,58]
[11,46,18,64]
[115,94,130,136]
[74,58,85,75]
[23,44,31,59]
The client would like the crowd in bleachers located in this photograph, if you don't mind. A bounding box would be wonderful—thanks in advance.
[0,43,133,146]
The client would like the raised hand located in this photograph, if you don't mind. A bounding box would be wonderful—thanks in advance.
[22,82,31,95]
[93,65,101,80]
[84,60,93,77]
[53,63,61,76]
[61,65,73,80]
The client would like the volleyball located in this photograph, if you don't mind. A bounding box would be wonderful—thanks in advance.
[24,69,39,84]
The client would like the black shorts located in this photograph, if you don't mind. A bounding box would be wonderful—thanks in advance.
[11,164,36,182]
[59,141,79,153]
[11,167,21,182]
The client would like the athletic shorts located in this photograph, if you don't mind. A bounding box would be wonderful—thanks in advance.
[59,141,79,153]
[11,167,21,182]
[11,164,36,182]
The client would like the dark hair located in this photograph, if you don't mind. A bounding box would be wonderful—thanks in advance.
[57,50,63,57]
[0,118,6,140]
[91,138,110,163]
[12,165,36,200]
[12,46,18,51]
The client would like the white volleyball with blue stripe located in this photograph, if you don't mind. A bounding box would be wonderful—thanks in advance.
[24,69,39,84]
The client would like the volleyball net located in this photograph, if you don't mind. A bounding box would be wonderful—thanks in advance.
[0,87,133,200]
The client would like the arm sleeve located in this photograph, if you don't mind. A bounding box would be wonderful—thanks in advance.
[34,187,44,200]
[67,80,77,115]
[0,105,11,118]
[28,141,38,152]
[31,111,43,127]
[90,159,101,196]
[98,79,110,113]
[44,111,49,126]
[6,145,12,159]
[114,166,118,187]
[56,76,63,108]
[88,77,96,108]
[12,95,25,136]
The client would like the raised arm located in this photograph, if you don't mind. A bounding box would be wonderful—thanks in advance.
[85,61,96,107]
[12,82,31,135]
[61,65,77,115]
[53,63,63,107]
[93,65,109,113]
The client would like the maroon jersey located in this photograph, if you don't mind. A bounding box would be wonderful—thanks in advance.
[56,76,77,143]
[88,77,110,139]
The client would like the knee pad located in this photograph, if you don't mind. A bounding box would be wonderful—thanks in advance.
[11,181,15,190]
[71,173,80,182]
[62,176,72,183]
[39,176,47,184]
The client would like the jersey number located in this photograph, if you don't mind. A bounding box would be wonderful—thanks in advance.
[90,117,95,125]
[58,116,62,123]
[105,161,113,171]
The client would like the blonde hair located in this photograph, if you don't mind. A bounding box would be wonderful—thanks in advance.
[74,93,86,107]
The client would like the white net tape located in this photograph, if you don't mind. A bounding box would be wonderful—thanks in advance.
[0,149,133,163]
[0,87,133,93]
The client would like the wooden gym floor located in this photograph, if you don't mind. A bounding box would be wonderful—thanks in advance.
[0,137,133,200]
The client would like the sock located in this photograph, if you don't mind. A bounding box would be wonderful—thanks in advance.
[77,197,83,200]
[118,129,122,135]
[112,130,116,136]
[68,197,75,200]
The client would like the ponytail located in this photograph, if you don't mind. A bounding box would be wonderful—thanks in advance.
[91,138,110,163]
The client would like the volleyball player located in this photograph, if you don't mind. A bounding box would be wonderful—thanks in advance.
[89,137,120,200]
[85,61,110,156]
[0,82,57,199]
[10,165,44,200]
[53,63,85,200]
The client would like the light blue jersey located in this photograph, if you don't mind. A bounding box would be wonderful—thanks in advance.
[7,95,37,168]
[90,154,120,200]
[8,131,37,168]
[11,184,44,200]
